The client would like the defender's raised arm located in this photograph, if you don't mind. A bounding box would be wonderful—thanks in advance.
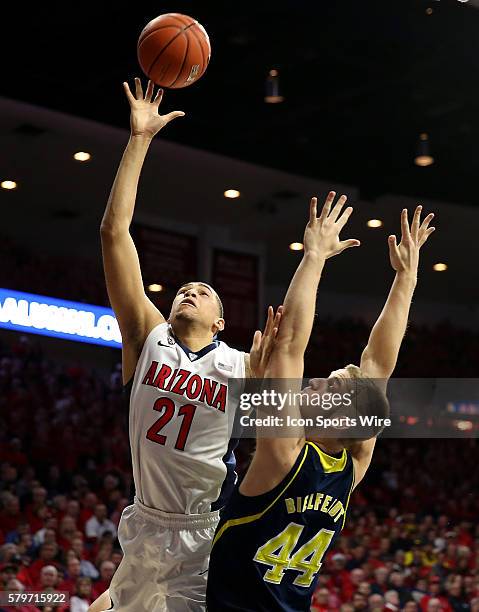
[100,79,184,382]
[360,206,435,383]
[240,193,359,495]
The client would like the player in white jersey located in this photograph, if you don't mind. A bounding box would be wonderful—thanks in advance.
[89,79,269,612]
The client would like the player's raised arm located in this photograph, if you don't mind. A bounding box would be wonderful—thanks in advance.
[241,194,359,494]
[360,206,435,385]
[272,192,360,365]
[100,78,185,382]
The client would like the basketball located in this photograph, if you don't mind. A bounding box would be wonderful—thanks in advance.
[137,13,211,89]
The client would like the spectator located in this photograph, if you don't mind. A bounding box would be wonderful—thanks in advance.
[311,587,330,612]
[389,571,413,607]
[351,591,367,610]
[28,543,60,586]
[368,593,384,611]
[0,578,40,612]
[70,536,99,580]
[58,557,82,595]
[371,566,389,595]
[91,560,115,600]
[69,577,93,612]
[384,589,400,611]
[37,565,58,592]
[85,505,116,541]
[0,495,21,534]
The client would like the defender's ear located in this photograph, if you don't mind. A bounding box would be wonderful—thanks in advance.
[214,318,225,334]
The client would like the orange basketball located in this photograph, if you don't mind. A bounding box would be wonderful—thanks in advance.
[137,13,211,89]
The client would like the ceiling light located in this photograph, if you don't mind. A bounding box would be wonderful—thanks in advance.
[74,151,91,162]
[414,133,434,167]
[224,189,240,198]
[148,284,163,292]
[367,219,383,228]
[1,180,17,190]
[265,69,285,103]
[289,242,304,251]
[433,263,447,272]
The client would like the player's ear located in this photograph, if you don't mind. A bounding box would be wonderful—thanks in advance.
[214,318,225,334]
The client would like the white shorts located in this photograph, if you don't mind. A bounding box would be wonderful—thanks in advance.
[108,497,220,612]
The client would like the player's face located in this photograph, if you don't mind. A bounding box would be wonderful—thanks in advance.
[302,369,354,447]
[170,282,224,333]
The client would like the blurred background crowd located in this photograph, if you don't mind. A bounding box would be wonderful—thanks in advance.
[0,287,478,610]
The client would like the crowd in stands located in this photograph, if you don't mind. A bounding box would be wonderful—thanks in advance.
[1,240,479,610]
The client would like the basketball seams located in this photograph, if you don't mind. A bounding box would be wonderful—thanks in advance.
[138,25,182,47]
[167,13,197,28]
[169,32,191,88]
[188,25,206,75]
[138,15,196,46]
[145,29,187,78]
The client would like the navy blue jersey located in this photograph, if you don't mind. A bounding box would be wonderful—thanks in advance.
[206,441,355,612]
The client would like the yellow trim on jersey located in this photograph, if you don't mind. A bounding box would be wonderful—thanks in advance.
[212,445,309,547]
[306,441,347,473]
[341,460,355,529]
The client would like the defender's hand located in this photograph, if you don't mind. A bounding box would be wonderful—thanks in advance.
[388,206,435,275]
[304,192,360,260]
[249,306,283,378]
[123,78,185,138]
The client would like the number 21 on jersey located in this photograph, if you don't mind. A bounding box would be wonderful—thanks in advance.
[253,523,334,587]
[146,396,196,451]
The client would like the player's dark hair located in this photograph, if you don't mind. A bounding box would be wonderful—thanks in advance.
[179,281,224,318]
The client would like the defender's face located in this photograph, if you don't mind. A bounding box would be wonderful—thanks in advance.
[170,282,224,332]
[301,369,355,445]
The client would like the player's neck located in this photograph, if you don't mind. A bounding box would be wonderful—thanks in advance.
[172,322,215,352]
[311,439,345,455]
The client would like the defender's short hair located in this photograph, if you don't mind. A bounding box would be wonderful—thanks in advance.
[339,365,390,443]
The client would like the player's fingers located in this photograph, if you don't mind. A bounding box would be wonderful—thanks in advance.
[272,309,282,335]
[401,208,410,241]
[388,234,398,255]
[163,111,186,123]
[339,238,360,252]
[263,306,274,337]
[309,197,318,225]
[308,378,321,390]
[145,80,154,102]
[153,88,164,105]
[123,81,135,104]
[329,194,348,222]
[411,205,422,239]
[419,212,434,232]
[134,77,143,99]
[318,191,335,222]
[336,206,354,231]
[251,330,262,352]
[419,226,435,246]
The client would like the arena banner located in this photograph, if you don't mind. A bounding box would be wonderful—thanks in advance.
[0,288,121,348]
[211,248,259,347]
[132,224,198,307]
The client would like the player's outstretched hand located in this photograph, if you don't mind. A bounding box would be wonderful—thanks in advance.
[304,192,360,260]
[249,305,283,378]
[388,206,435,275]
[123,78,185,138]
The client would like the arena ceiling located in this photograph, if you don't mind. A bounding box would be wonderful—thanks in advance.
[2,0,479,208]
[1,0,479,317]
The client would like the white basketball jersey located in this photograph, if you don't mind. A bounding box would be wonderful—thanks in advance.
[128,323,245,515]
